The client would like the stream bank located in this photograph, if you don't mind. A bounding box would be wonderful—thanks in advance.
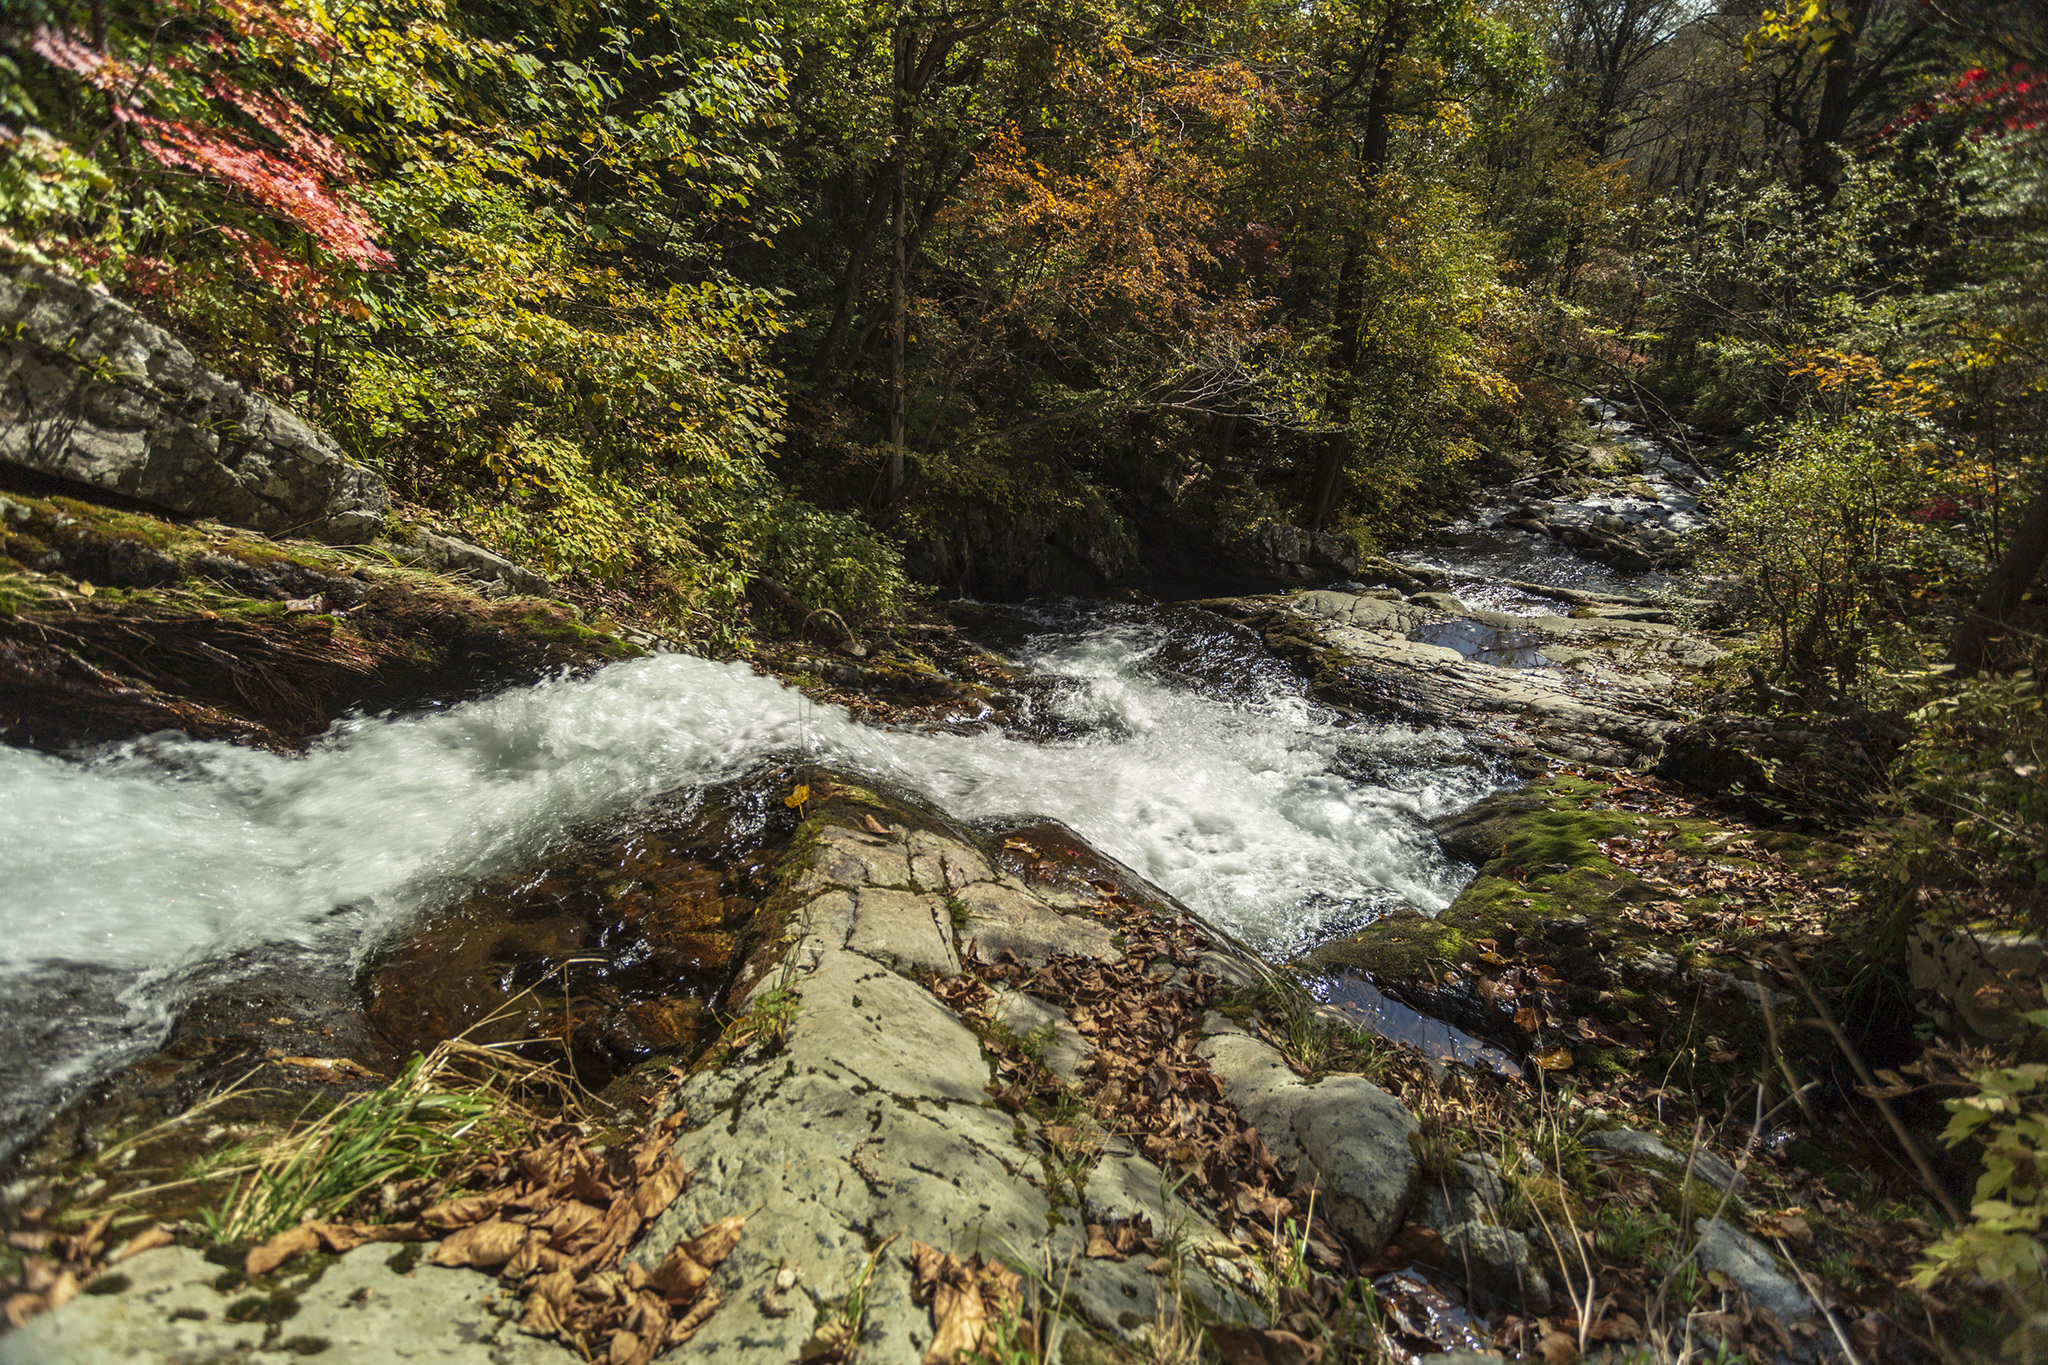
[0,377,1954,1364]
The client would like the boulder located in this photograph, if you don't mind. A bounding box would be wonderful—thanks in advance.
[1197,1030,1418,1251]
[0,268,387,541]
[1693,1217,1814,1326]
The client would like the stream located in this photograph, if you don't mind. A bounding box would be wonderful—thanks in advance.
[0,399,1703,1154]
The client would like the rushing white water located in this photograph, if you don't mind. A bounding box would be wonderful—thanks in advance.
[0,605,1498,1138]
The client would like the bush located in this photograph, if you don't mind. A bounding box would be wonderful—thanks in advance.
[1709,410,1935,694]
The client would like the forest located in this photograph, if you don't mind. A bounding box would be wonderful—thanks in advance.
[3,0,2048,1358]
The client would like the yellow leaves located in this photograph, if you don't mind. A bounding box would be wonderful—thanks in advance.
[784,783,810,810]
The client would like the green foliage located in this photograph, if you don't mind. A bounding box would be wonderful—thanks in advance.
[1332,174,1521,527]
[1901,673,2048,885]
[203,1053,512,1245]
[1915,991,2048,1359]
[1708,410,1936,693]
[742,495,915,630]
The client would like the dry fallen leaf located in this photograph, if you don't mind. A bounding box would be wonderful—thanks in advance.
[1204,1324,1323,1365]
[111,1226,173,1263]
[1533,1046,1576,1072]
[861,815,889,835]
[276,1056,377,1079]
[681,1214,748,1271]
[246,1225,320,1277]
[431,1218,527,1270]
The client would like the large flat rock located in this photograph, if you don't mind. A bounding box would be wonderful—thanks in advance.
[0,1243,573,1365]
[1203,587,1721,768]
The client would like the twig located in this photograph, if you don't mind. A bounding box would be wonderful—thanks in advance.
[1773,1234,1864,1365]
[1773,948,1964,1223]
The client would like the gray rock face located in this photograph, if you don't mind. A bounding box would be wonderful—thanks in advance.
[649,810,1260,1362]
[1582,1127,1743,1196]
[989,988,1092,1083]
[1197,1030,1418,1251]
[0,268,388,542]
[1693,1218,1814,1325]
[958,881,1121,966]
[847,887,961,977]
[1208,585,1720,768]
[0,1243,574,1365]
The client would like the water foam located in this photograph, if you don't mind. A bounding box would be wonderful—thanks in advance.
[0,606,1498,1134]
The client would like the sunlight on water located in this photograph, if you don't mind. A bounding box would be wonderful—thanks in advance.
[0,606,1500,1136]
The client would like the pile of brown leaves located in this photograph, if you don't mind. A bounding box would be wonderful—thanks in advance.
[4,1214,174,1327]
[934,896,1342,1267]
[909,1241,1026,1365]
[243,1111,742,1365]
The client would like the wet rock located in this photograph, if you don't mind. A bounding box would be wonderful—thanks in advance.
[0,268,388,541]
[1408,592,1470,614]
[365,795,782,1084]
[1203,588,1715,769]
[956,881,1121,966]
[1431,791,1550,866]
[1693,1217,1814,1325]
[1197,1031,1418,1252]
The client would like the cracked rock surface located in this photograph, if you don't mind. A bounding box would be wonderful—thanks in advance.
[1202,586,1722,769]
[11,784,1426,1363]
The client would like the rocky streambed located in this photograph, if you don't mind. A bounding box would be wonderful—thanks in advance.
[3,385,1898,1364]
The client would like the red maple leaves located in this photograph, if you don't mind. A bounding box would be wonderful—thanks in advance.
[26,11,392,272]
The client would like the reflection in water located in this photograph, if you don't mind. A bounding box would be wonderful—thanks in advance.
[1310,972,1521,1079]
[1407,619,1555,670]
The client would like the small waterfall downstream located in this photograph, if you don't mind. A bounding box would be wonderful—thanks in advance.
[0,601,1501,1142]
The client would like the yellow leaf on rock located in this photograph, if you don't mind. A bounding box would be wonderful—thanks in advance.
[784,784,810,809]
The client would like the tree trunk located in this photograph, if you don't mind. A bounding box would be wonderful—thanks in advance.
[805,182,891,390]
[1953,475,2048,675]
[1307,22,1402,535]
[885,24,910,507]
[1801,0,1871,190]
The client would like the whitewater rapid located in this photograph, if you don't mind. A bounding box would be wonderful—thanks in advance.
[0,605,1499,1139]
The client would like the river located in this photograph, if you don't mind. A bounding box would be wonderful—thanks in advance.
[0,398,1701,1152]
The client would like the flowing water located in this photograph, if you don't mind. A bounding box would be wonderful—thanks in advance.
[0,600,1502,1148]
[1,400,1706,1151]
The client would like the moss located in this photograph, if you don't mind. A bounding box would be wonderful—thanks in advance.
[224,1290,301,1326]
[83,1272,131,1295]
